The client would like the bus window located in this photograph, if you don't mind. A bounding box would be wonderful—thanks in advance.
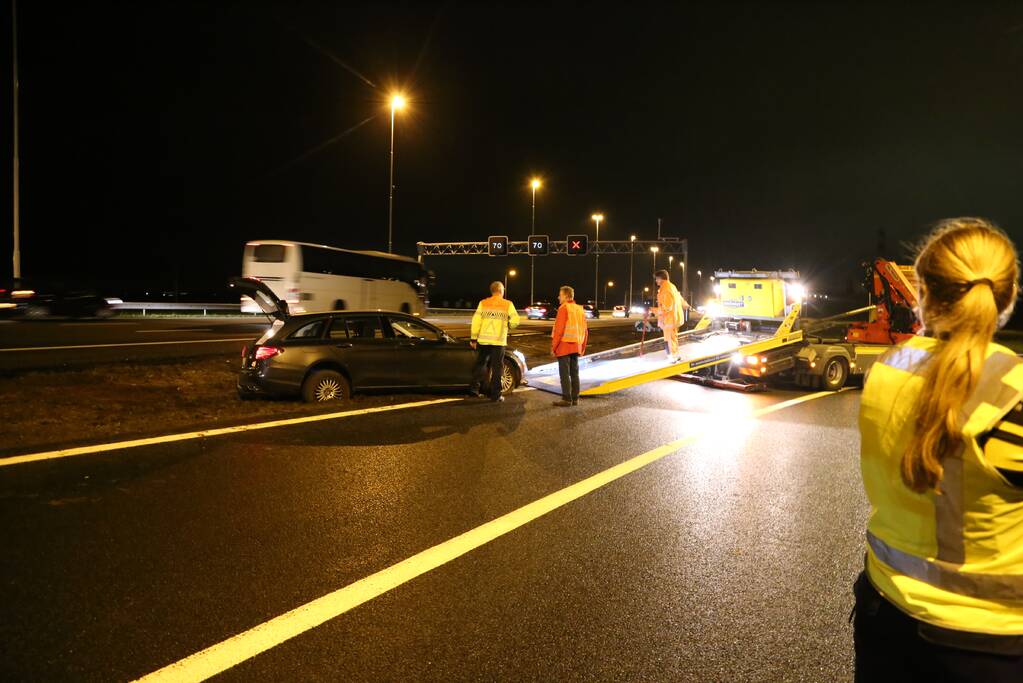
[253,244,287,263]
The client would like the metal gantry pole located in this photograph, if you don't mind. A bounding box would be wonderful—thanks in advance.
[387,105,396,253]
[12,0,21,282]
[593,218,601,307]
[628,240,634,311]
[530,186,535,305]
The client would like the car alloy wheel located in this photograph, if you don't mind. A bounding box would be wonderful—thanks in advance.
[315,378,344,401]
[500,361,516,394]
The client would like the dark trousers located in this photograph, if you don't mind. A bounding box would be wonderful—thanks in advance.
[853,571,1023,682]
[558,353,580,402]
[471,344,505,400]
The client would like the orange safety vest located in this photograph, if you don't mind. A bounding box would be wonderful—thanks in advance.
[561,302,587,344]
[657,281,684,328]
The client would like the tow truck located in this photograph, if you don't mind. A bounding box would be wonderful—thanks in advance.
[524,260,918,396]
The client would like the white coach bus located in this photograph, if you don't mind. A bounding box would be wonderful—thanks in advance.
[240,240,428,315]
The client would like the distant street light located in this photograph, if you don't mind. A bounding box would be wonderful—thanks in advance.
[697,269,703,300]
[529,178,542,305]
[592,213,604,306]
[505,268,517,295]
[668,255,674,283]
[387,93,407,254]
[629,234,636,309]
[604,280,614,308]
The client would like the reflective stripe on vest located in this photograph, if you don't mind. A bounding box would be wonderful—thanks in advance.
[861,336,1023,631]
[561,303,586,344]
[476,297,511,345]
[867,531,1023,602]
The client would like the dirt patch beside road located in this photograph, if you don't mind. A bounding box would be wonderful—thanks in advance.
[0,324,640,457]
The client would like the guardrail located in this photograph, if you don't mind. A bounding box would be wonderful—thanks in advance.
[111,302,244,315]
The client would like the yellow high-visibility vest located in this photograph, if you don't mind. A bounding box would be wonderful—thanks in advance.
[560,302,587,344]
[860,334,1023,635]
[471,295,520,346]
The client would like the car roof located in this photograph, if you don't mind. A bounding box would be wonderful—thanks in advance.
[284,310,421,322]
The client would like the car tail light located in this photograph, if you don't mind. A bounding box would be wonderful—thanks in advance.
[539,308,546,313]
[255,345,283,360]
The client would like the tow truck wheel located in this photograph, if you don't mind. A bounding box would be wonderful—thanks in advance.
[302,370,351,403]
[821,357,849,391]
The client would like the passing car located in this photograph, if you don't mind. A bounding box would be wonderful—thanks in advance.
[612,305,628,318]
[525,301,556,320]
[0,281,113,319]
[230,277,528,402]
[582,302,600,319]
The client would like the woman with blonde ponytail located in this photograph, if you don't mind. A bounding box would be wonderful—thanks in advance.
[854,218,1023,682]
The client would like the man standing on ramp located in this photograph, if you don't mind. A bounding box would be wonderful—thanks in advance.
[470,280,520,402]
[653,269,690,362]
[550,285,588,407]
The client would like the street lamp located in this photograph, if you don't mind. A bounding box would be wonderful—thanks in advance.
[697,269,703,300]
[387,92,407,254]
[505,268,517,295]
[529,178,541,305]
[591,213,604,307]
[668,255,674,283]
[629,234,636,310]
[650,245,660,302]
[604,280,614,308]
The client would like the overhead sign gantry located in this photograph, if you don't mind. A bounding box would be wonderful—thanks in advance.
[416,238,688,257]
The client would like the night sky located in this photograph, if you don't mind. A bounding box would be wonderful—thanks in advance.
[2,1,1023,313]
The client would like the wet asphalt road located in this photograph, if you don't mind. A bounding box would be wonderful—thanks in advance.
[0,380,867,681]
[0,316,631,371]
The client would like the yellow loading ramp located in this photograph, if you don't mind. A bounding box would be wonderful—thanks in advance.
[525,306,804,396]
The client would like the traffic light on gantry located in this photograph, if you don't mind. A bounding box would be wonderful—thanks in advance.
[566,234,588,255]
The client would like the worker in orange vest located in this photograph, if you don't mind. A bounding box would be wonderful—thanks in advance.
[652,269,690,361]
[550,285,588,407]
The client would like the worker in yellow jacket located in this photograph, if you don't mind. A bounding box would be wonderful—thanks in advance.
[470,280,520,402]
[652,269,690,361]
[855,218,1023,681]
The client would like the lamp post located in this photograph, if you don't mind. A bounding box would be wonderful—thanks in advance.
[650,246,660,304]
[505,268,517,296]
[591,213,603,307]
[697,270,702,300]
[387,93,407,254]
[12,0,20,282]
[668,255,674,283]
[529,178,541,305]
[604,280,614,308]
[629,234,636,310]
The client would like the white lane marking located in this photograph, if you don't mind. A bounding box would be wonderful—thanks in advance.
[134,389,848,682]
[0,397,464,468]
[136,329,213,333]
[0,338,254,352]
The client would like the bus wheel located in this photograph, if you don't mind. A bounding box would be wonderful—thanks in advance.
[821,357,848,391]
[400,302,411,314]
[333,299,346,311]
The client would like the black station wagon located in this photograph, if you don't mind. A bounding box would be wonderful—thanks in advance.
[230,277,528,402]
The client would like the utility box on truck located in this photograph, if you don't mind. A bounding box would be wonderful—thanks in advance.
[714,270,801,320]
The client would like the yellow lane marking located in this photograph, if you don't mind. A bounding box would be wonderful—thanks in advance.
[0,338,254,352]
[134,389,848,682]
[0,398,463,468]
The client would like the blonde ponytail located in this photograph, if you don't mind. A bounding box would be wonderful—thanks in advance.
[902,218,1019,493]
